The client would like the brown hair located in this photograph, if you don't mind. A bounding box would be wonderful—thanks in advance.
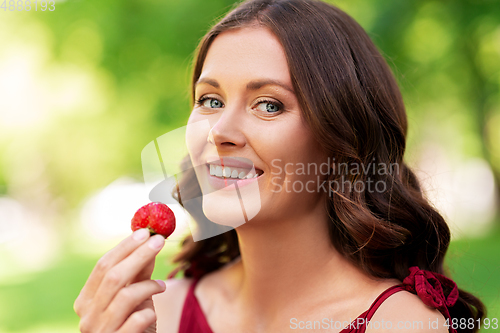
[171,0,485,330]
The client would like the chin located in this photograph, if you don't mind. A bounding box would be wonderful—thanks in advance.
[202,191,247,228]
[201,180,262,228]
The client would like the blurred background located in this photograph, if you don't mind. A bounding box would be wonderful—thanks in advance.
[0,0,499,332]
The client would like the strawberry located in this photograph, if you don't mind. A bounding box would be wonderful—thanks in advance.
[131,202,176,238]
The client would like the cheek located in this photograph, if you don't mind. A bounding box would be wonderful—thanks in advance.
[186,113,211,164]
[259,122,324,182]
[270,123,319,163]
[291,122,325,164]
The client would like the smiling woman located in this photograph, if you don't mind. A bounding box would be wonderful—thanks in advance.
[73,0,485,332]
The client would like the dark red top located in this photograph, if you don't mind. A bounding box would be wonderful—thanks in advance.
[176,266,459,333]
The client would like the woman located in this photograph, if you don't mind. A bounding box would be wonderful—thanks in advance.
[74,0,486,332]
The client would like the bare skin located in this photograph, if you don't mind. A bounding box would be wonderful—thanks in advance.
[75,26,447,333]
[74,229,167,332]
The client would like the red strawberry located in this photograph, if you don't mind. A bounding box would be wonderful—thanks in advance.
[131,202,176,238]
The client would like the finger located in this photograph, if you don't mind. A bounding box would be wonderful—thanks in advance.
[94,234,165,312]
[77,228,151,303]
[117,307,157,333]
[134,298,154,312]
[131,257,155,284]
[106,279,166,331]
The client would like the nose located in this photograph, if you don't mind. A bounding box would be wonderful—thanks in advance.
[209,108,246,149]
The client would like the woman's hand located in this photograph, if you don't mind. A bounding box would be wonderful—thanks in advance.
[74,229,167,333]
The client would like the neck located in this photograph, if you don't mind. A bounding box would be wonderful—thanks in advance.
[227,199,375,325]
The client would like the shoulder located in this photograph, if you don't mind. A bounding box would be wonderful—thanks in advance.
[366,289,449,333]
[153,277,194,333]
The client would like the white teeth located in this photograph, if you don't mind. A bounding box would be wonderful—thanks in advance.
[209,164,260,180]
[215,166,223,177]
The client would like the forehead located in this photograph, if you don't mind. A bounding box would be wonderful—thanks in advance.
[200,26,291,85]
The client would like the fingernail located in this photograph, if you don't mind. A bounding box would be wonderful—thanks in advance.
[155,279,166,289]
[133,228,150,241]
[148,234,165,250]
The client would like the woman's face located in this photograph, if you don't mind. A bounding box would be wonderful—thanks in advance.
[186,26,328,227]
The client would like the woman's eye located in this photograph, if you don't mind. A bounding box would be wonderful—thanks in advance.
[256,100,282,113]
[197,97,223,108]
[196,96,283,114]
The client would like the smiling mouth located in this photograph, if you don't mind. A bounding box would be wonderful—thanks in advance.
[207,164,264,180]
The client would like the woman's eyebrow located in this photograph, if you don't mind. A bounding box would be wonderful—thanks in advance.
[195,77,295,94]
[195,78,220,89]
[247,79,295,93]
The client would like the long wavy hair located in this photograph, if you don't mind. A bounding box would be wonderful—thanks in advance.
[170,0,485,330]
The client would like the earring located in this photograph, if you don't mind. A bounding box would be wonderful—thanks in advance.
[207,128,215,145]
